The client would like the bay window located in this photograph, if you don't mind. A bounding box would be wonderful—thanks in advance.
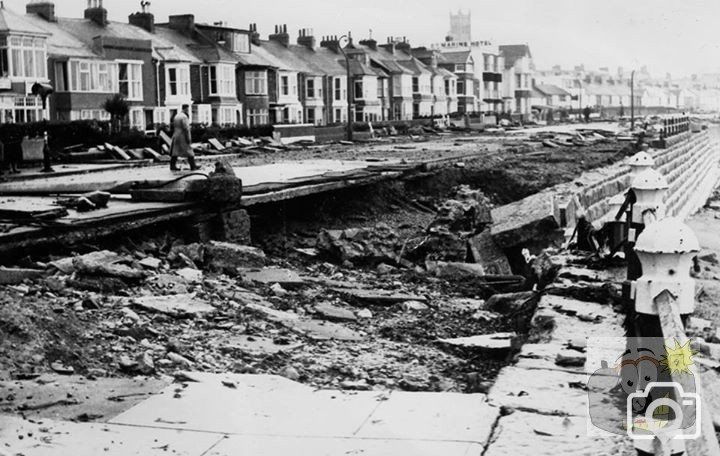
[209,64,235,96]
[245,70,267,95]
[4,35,46,79]
[118,61,142,100]
[66,60,117,93]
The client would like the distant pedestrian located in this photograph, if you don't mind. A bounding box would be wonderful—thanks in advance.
[169,104,198,171]
[583,106,591,123]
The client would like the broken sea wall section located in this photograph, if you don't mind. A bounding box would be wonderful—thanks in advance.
[490,130,720,252]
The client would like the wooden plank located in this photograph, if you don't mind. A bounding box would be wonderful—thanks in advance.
[655,290,720,456]
[159,131,172,146]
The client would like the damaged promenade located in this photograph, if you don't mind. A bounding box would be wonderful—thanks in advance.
[1,122,720,455]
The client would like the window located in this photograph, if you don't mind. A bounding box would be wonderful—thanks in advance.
[208,64,235,96]
[230,33,250,53]
[245,70,267,95]
[247,108,269,126]
[354,80,363,100]
[413,103,419,118]
[515,74,522,89]
[354,107,363,122]
[118,62,142,100]
[456,64,466,72]
[68,60,116,93]
[457,80,465,95]
[167,66,190,97]
[445,80,450,96]
[412,77,419,93]
[334,108,341,122]
[334,78,342,100]
[130,108,145,130]
[377,79,383,98]
[54,61,67,91]
[306,78,314,98]
[306,108,315,124]
[5,36,47,79]
[281,75,289,96]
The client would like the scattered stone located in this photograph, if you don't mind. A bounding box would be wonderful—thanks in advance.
[73,251,146,281]
[245,302,299,322]
[401,301,430,312]
[429,185,493,232]
[0,267,46,285]
[148,274,189,294]
[376,263,397,275]
[490,190,562,248]
[138,257,162,270]
[130,294,215,317]
[340,288,427,306]
[167,352,193,368]
[118,355,138,373]
[120,307,141,322]
[205,241,267,273]
[407,226,467,262]
[269,283,288,296]
[221,335,303,355]
[426,261,485,278]
[486,291,539,315]
[314,302,357,322]
[340,379,371,391]
[175,267,203,283]
[472,310,500,322]
[468,231,513,275]
[317,224,400,265]
[49,250,121,274]
[137,352,155,375]
[555,353,586,367]
[168,243,205,266]
[49,361,74,375]
[239,268,305,288]
[280,366,300,381]
[439,333,517,356]
[356,309,373,319]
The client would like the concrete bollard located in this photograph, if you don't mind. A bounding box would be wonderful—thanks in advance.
[628,168,669,231]
[633,217,699,317]
[628,151,655,177]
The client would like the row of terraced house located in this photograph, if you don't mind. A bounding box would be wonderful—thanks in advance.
[0,1,543,130]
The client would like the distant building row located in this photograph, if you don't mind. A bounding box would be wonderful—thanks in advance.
[0,1,547,129]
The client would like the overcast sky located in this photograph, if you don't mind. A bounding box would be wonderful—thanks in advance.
[10,0,720,78]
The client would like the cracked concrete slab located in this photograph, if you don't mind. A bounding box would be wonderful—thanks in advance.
[483,410,635,456]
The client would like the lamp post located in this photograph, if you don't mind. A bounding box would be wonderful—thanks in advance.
[337,34,353,141]
[630,70,635,131]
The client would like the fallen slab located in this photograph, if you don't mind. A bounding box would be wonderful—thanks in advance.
[438,332,517,357]
[206,242,267,273]
[339,288,428,306]
[129,294,215,317]
[313,302,357,322]
[238,268,305,288]
[0,267,45,285]
[490,191,562,248]
[286,319,364,342]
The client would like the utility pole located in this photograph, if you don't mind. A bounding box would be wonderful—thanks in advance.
[338,34,353,141]
[630,70,635,131]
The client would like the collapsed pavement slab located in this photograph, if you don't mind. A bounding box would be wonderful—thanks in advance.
[490,190,562,248]
[129,294,215,317]
[484,410,633,456]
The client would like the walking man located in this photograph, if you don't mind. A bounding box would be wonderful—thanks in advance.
[170,104,198,171]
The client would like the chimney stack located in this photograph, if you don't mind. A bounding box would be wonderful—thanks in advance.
[168,14,195,35]
[320,35,341,53]
[129,1,154,33]
[249,23,260,45]
[297,28,316,50]
[359,37,377,51]
[26,1,55,22]
[84,0,107,26]
[269,24,289,47]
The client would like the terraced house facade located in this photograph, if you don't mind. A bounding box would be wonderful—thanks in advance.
[3,1,524,129]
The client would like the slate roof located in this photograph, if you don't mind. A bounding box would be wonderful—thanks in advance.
[57,17,200,63]
[534,84,570,97]
[23,14,96,58]
[438,50,472,65]
[0,7,49,35]
[499,44,531,69]
[288,45,347,76]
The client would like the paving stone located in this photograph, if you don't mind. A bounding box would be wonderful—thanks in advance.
[219,335,304,355]
[491,191,562,248]
[484,410,634,456]
[205,435,482,456]
[487,366,589,416]
[0,415,222,456]
[558,266,621,283]
[439,333,518,357]
[245,302,299,322]
[356,391,498,443]
[110,378,383,438]
[0,267,45,284]
[205,242,266,273]
[340,288,428,306]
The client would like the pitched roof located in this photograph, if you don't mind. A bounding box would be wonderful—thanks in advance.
[0,7,49,35]
[58,17,200,63]
[257,39,317,73]
[23,14,96,58]
[437,50,471,65]
[534,84,570,97]
[288,45,347,76]
[499,44,531,69]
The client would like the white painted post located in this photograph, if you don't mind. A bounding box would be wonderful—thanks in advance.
[627,168,669,241]
[633,218,720,455]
